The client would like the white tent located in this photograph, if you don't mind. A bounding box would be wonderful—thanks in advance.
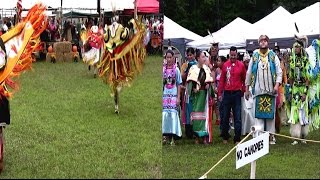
[21,10,55,18]
[2,0,60,9]
[164,15,203,41]
[1,0,134,11]
[63,0,134,11]
[246,6,296,39]
[187,17,253,50]
[2,0,135,19]
[293,2,320,35]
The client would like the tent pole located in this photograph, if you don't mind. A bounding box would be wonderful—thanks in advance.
[60,0,63,41]
[134,0,137,20]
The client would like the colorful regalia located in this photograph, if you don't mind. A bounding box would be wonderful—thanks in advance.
[162,63,182,144]
[246,47,282,135]
[98,15,147,113]
[0,3,48,172]
[81,25,104,78]
[186,64,214,143]
[286,36,310,144]
[305,38,320,130]
[181,59,197,138]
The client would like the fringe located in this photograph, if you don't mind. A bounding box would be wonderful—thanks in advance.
[0,3,48,98]
[98,18,147,95]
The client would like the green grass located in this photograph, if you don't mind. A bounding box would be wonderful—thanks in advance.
[1,55,320,179]
[162,124,320,179]
[0,55,162,178]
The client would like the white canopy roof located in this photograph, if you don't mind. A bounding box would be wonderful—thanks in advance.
[1,0,134,11]
[21,10,54,17]
[293,2,320,35]
[2,0,58,9]
[164,15,203,41]
[187,17,253,50]
[246,6,296,39]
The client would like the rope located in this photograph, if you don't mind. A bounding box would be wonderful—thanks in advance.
[199,132,253,179]
[263,131,320,143]
[199,130,320,179]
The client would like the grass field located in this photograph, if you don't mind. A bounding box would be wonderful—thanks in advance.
[162,124,320,179]
[1,54,319,179]
[0,55,162,178]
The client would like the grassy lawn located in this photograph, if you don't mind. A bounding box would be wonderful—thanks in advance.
[162,124,320,179]
[0,55,162,178]
[1,53,319,179]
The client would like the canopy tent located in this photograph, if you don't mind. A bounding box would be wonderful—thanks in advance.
[136,0,159,13]
[164,16,202,41]
[164,15,203,59]
[21,10,55,17]
[2,0,59,9]
[246,4,320,50]
[187,17,253,50]
[246,6,296,40]
[293,2,320,35]
[246,34,320,51]
[218,49,247,57]
[62,11,99,18]
[1,0,135,11]
[124,0,159,14]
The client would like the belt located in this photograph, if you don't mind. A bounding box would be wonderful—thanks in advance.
[224,90,241,94]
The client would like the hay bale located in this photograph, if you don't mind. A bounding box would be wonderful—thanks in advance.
[46,53,56,63]
[53,42,72,53]
[55,52,64,62]
[63,52,74,62]
[53,42,63,53]
[62,42,72,53]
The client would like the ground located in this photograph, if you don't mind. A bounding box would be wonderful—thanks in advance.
[1,55,319,179]
[0,55,162,179]
[162,124,320,179]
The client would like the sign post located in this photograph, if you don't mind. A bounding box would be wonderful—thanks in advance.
[236,130,269,172]
[250,127,257,179]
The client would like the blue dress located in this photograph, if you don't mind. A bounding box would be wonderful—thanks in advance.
[162,67,182,137]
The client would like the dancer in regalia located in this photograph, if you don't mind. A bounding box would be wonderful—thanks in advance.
[162,50,182,145]
[305,38,320,131]
[0,3,48,172]
[186,51,214,144]
[245,35,282,144]
[98,12,147,114]
[81,25,104,78]
[287,36,310,145]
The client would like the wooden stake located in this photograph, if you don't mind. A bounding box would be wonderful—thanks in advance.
[134,0,137,20]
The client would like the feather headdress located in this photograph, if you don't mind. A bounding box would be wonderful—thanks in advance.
[294,22,308,48]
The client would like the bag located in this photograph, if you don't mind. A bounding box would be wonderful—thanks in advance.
[255,93,275,119]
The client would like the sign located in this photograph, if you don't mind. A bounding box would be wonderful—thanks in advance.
[236,132,269,169]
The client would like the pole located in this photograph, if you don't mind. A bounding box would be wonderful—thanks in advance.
[134,0,137,20]
[250,126,256,179]
[250,161,256,179]
[60,0,63,41]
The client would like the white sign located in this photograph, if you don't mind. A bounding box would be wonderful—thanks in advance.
[236,132,269,169]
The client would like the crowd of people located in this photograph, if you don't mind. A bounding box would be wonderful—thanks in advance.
[0,17,14,36]
[162,34,320,146]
